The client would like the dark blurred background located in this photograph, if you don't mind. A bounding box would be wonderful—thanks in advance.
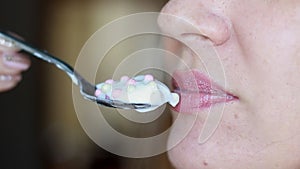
[0,0,173,169]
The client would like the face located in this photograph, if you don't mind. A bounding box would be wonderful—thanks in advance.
[158,0,300,168]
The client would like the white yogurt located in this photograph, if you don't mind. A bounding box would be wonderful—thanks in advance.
[95,74,179,112]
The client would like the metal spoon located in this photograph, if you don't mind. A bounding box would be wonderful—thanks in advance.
[0,31,151,110]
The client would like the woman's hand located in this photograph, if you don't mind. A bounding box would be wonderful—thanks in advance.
[0,36,31,92]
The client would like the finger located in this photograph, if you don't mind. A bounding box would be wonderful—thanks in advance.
[0,34,20,52]
[0,52,31,74]
[0,74,22,92]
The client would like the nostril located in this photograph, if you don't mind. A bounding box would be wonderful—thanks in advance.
[191,12,231,45]
[181,33,211,42]
[205,14,232,45]
[158,0,232,46]
[158,13,231,46]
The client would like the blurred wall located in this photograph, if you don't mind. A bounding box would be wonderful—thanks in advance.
[40,0,172,169]
[0,0,42,169]
[1,0,175,168]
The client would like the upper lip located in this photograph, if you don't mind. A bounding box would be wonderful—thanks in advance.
[172,69,238,112]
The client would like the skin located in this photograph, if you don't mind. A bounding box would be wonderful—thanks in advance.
[158,0,300,168]
[0,36,30,92]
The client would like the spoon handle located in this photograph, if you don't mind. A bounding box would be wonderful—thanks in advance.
[0,31,78,85]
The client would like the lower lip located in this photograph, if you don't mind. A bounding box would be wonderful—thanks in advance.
[173,90,237,113]
[172,70,238,113]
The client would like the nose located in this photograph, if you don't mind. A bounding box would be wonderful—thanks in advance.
[158,0,231,45]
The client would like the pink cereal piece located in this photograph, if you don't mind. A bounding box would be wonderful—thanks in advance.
[105,79,114,84]
[95,89,102,97]
[120,76,129,82]
[144,74,154,82]
[127,78,136,85]
[112,89,123,98]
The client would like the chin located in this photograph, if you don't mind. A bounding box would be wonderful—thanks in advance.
[166,108,263,169]
[166,114,300,169]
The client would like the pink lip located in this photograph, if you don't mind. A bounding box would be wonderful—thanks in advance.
[172,70,238,113]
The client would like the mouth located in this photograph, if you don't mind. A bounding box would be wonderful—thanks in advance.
[172,69,238,113]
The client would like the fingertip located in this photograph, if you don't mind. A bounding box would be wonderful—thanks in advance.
[0,32,22,52]
[2,52,31,71]
[0,80,19,92]
[0,74,22,92]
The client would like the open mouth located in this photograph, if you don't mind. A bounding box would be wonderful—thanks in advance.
[172,69,238,113]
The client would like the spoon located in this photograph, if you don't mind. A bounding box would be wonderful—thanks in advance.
[0,31,152,110]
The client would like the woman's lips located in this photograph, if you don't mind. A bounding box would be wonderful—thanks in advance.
[172,70,238,113]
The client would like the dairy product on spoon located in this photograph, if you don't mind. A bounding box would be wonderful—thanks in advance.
[95,74,179,112]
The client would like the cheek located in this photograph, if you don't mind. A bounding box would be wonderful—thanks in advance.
[243,29,300,139]
[230,2,300,136]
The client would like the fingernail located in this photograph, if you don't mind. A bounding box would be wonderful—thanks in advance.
[0,74,21,81]
[0,37,15,48]
[2,53,30,70]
